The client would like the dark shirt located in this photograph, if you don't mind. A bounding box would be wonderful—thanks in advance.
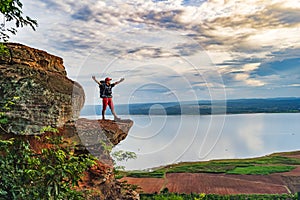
[99,83,115,98]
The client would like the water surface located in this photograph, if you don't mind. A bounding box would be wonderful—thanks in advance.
[82,113,300,170]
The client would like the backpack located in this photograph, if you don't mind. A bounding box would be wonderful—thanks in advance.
[99,81,113,98]
[99,80,105,98]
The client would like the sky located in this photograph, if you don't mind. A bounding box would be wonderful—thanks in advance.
[9,0,300,105]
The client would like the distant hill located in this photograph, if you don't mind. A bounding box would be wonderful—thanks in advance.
[80,97,300,116]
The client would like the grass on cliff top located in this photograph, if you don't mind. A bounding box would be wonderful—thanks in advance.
[125,152,300,178]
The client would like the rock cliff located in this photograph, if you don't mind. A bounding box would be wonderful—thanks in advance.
[0,43,84,135]
[0,43,139,199]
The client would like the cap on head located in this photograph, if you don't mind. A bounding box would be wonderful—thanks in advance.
[105,77,112,82]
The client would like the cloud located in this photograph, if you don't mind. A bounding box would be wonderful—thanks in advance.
[71,6,93,21]
[11,0,300,102]
[182,0,300,66]
[255,58,300,76]
[243,63,261,72]
[230,72,265,87]
[125,46,177,59]
[20,0,300,60]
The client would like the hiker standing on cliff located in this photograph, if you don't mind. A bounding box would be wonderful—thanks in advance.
[92,76,124,121]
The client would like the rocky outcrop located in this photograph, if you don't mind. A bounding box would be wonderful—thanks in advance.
[62,118,134,165]
[0,43,84,135]
[75,118,134,145]
[61,119,139,200]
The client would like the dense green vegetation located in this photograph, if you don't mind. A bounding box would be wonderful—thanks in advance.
[140,193,298,200]
[0,136,96,199]
[1,98,95,199]
[125,153,300,178]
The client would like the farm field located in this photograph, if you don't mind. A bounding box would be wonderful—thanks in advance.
[121,151,300,195]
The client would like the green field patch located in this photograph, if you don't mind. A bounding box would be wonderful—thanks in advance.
[165,162,238,174]
[123,153,300,178]
[127,171,165,178]
[160,154,300,175]
[227,165,296,175]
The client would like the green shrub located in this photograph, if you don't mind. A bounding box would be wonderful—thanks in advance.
[0,136,96,199]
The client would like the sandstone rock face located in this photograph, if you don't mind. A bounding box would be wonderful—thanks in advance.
[0,43,85,135]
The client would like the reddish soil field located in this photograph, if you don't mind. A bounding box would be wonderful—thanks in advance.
[282,166,300,176]
[165,173,289,194]
[122,170,300,195]
[120,177,165,193]
[284,151,300,160]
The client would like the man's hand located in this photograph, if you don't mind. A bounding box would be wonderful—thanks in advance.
[115,78,125,85]
[92,76,101,85]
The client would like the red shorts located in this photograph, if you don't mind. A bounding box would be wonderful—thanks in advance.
[102,97,114,110]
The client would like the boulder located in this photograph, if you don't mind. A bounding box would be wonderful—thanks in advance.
[0,43,85,135]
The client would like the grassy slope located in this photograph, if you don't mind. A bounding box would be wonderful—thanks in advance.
[124,151,300,178]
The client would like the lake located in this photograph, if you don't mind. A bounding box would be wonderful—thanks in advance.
[82,113,300,170]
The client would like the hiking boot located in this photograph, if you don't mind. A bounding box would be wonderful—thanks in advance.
[114,117,121,121]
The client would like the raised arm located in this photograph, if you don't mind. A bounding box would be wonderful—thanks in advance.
[114,78,125,85]
[92,76,101,85]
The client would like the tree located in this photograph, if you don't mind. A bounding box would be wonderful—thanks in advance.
[0,0,37,54]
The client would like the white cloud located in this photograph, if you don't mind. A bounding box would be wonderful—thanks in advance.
[275,0,300,9]
[243,63,261,72]
[235,73,249,81]
[233,66,265,87]
[246,27,300,48]
[245,79,265,87]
